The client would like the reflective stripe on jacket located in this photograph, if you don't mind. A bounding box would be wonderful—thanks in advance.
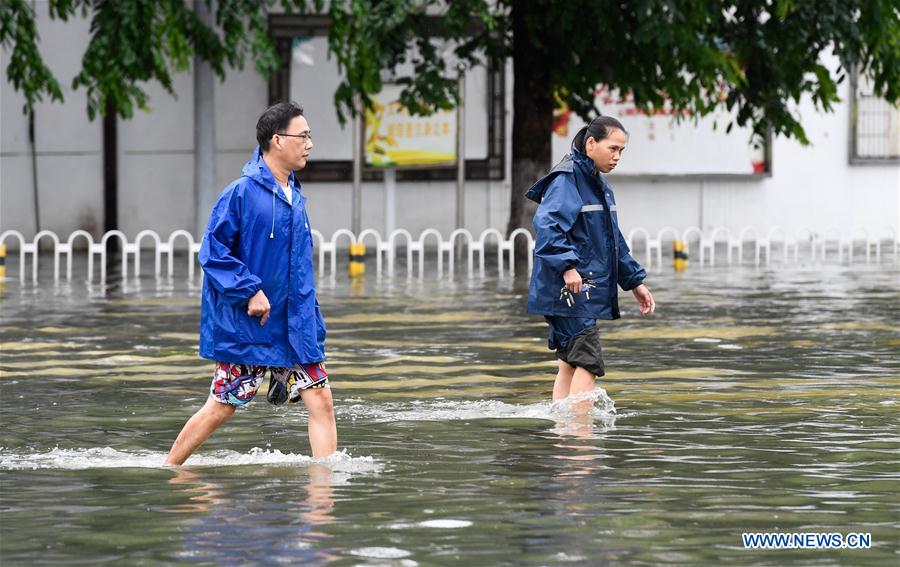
[199,147,325,366]
[526,147,646,319]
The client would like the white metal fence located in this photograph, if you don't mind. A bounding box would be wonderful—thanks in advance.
[1,225,897,283]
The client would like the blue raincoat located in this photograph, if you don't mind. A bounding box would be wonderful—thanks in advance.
[199,148,326,366]
[526,146,646,319]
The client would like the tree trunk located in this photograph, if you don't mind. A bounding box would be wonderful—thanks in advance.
[506,0,554,237]
[103,99,118,235]
[102,100,119,274]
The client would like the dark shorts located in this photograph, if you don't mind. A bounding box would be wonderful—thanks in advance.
[210,362,329,408]
[544,316,605,377]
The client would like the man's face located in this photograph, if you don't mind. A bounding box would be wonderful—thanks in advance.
[272,115,313,170]
[585,128,627,174]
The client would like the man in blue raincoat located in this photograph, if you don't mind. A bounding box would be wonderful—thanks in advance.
[527,116,655,404]
[166,102,336,464]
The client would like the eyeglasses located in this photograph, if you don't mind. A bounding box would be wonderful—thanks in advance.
[277,131,312,143]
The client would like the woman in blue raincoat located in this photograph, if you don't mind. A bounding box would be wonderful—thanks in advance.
[526,116,655,403]
[166,102,336,465]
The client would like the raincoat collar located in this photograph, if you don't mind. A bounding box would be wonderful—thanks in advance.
[572,145,596,177]
[241,146,300,194]
[571,145,607,195]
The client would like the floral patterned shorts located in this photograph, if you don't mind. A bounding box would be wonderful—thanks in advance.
[210,362,328,408]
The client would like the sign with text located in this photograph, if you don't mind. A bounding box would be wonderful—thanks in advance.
[552,86,768,176]
[365,85,457,168]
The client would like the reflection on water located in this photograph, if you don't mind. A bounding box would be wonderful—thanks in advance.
[168,467,227,514]
[1,262,898,565]
[166,464,340,564]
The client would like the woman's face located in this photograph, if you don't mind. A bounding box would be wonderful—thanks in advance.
[585,128,627,173]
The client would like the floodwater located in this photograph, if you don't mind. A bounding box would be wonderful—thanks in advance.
[1,258,898,565]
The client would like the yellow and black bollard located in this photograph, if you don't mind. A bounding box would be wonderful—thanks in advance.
[673,240,688,271]
[348,242,366,277]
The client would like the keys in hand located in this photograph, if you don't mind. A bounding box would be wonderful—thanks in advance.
[559,279,597,307]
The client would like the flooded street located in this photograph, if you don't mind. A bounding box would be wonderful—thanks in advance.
[1,261,898,565]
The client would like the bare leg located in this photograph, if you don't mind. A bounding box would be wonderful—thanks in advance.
[165,397,235,465]
[553,359,576,400]
[569,367,596,398]
[568,366,597,427]
[300,387,337,458]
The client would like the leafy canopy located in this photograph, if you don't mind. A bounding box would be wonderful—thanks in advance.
[2,0,285,119]
[2,0,898,143]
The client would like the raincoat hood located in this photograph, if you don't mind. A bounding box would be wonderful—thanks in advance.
[525,145,597,204]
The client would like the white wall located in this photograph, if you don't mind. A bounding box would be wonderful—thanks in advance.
[609,64,900,242]
[0,6,269,246]
[1,10,103,238]
[117,62,268,238]
[610,86,900,242]
[2,10,897,249]
[300,179,510,237]
[0,5,510,246]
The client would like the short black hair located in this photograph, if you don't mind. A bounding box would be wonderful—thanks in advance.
[573,116,628,153]
[256,102,305,151]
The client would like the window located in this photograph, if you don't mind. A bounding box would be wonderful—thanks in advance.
[850,70,900,164]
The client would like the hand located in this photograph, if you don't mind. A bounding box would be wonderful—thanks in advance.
[632,284,655,315]
[247,290,270,325]
[563,269,583,294]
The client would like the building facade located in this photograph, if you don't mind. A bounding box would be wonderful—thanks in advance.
[2,9,898,248]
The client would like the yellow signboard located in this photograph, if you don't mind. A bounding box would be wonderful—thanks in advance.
[365,85,457,168]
